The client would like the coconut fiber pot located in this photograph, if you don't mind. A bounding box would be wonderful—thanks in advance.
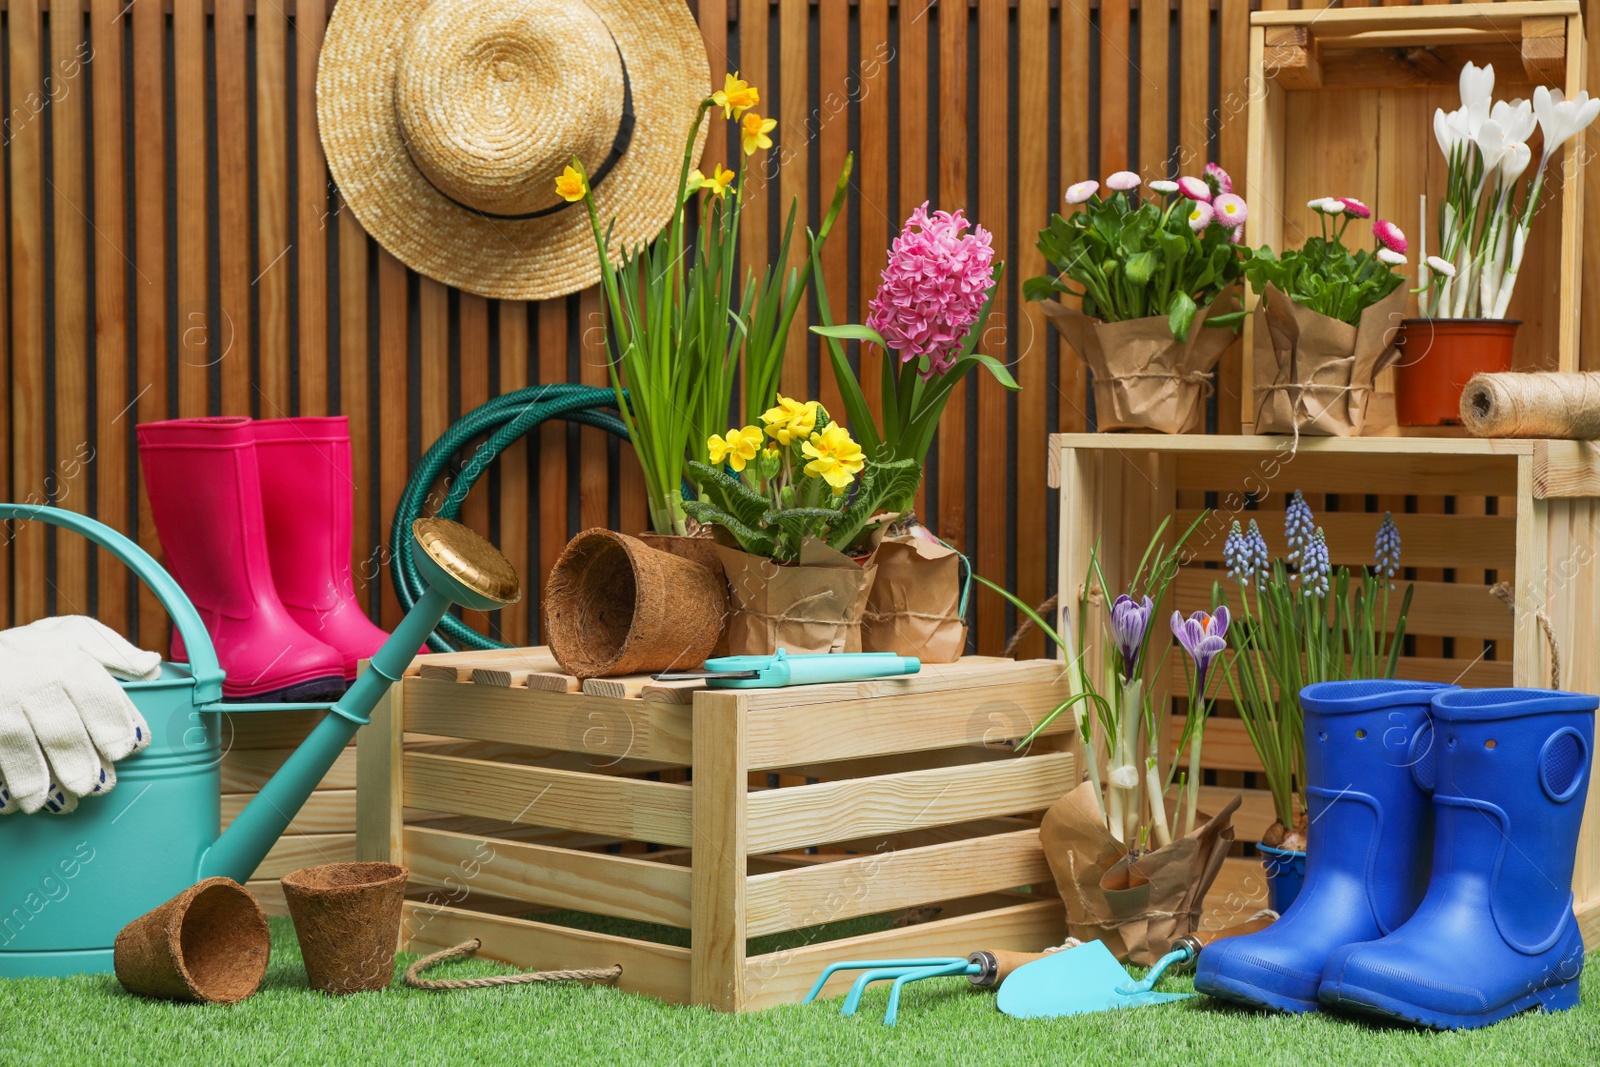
[114,876,270,1005]
[544,529,725,679]
[1394,318,1519,426]
[637,530,731,658]
[281,862,407,995]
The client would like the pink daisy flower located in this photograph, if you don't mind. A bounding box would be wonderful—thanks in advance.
[1212,193,1249,229]
[1338,197,1372,219]
[1106,170,1142,192]
[1373,219,1408,255]
[1065,180,1099,204]
[1187,201,1215,232]
[865,202,996,379]
[1177,176,1211,201]
[1203,162,1234,195]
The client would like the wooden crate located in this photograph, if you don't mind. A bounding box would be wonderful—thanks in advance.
[356,650,1077,1010]
[1050,432,1600,945]
[1243,2,1587,434]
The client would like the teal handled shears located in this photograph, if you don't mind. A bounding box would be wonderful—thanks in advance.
[653,649,920,689]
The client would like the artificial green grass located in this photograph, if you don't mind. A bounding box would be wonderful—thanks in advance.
[2,918,1598,1067]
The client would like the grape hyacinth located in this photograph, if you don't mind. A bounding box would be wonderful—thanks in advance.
[1224,519,1271,586]
[1375,512,1402,584]
[1285,490,1316,561]
[1301,528,1331,598]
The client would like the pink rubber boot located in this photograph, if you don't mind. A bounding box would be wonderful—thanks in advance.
[253,416,395,680]
[136,417,347,701]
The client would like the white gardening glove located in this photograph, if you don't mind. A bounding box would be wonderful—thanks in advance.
[0,617,157,814]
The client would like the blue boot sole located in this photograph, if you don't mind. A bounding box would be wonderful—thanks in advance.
[1195,972,1320,1014]
[1319,976,1580,1030]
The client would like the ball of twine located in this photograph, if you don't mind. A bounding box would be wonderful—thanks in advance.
[1460,372,1600,439]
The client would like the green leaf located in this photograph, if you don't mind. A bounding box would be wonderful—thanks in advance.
[1022,275,1064,302]
[1124,250,1159,285]
[1167,290,1198,342]
[686,460,770,531]
[682,500,775,556]
[811,324,889,347]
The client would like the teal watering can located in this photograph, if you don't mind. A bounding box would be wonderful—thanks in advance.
[0,504,519,978]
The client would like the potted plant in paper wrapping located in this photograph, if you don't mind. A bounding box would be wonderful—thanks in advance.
[808,202,1016,662]
[1246,198,1409,437]
[684,400,919,655]
[977,518,1241,965]
[1399,62,1599,425]
[565,71,851,551]
[1026,166,1247,433]
[1214,495,1413,912]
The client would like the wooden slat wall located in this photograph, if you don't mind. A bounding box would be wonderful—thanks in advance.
[0,0,1584,658]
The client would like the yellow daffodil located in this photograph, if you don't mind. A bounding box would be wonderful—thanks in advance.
[761,395,821,447]
[801,423,866,490]
[554,164,587,203]
[706,426,763,472]
[704,164,736,199]
[740,112,777,156]
[713,72,760,119]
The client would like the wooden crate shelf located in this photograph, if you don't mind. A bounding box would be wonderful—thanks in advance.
[1244,1,1587,434]
[1050,431,1600,947]
[358,651,1077,1011]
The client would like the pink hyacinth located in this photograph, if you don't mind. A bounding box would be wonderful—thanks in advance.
[1373,219,1408,255]
[866,202,997,378]
[1339,197,1372,219]
[1203,162,1234,195]
[1177,175,1211,201]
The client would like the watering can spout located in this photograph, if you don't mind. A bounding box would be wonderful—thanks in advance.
[200,518,521,884]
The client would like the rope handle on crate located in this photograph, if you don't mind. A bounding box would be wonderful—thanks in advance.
[403,938,623,991]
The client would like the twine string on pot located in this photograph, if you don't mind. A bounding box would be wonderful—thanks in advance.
[404,939,623,990]
[1111,369,1216,397]
[1256,369,1368,456]
[1489,582,1561,689]
[1461,372,1600,439]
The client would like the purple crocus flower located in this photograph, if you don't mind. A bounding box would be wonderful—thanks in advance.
[1110,594,1154,680]
[1171,606,1230,689]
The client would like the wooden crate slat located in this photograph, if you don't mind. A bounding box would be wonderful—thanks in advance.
[254,832,357,881]
[404,677,694,765]
[221,746,358,792]
[401,751,694,847]
[222,789,355,836]
[744,829,1051,938]
[742,899,1063,1010]
[405,826,692,928]
[402,902,692,1005]
[745,752,1075,854]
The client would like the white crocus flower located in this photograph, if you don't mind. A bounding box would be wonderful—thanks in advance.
[1533,86,1600,158]
[1499,141,1533,184]
[1490,98,1536,144]
[1459,61,1495,134]
[1473,119,1510,177]
[1433,107,1472,159]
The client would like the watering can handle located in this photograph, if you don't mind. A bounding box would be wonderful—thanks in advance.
[0,503,225,703]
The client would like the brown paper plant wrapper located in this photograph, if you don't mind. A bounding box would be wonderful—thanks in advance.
[860,533,968,663]
[281,862,409,995]
[1041,284,1241,434]
[1040,780,1241,966]
[716,535,879,657]
[114,876,270,1005]
[1252,284,1406,439]
[543,528,725,679]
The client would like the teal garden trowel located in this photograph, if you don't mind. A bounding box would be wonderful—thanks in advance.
[997,915,1275,1019]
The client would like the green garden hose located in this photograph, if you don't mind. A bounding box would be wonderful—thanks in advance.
[390,384,629,652]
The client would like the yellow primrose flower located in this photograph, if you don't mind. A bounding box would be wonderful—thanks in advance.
[707,426,763,472]
[713,72,760,119]
[802,424,866,490]
[740,112,777,156]
[686,168,707,190]
[704,164,736,199]
[761,395,821,446]
[554,164,587,203]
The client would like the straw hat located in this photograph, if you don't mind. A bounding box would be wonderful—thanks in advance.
[318,0,710,301]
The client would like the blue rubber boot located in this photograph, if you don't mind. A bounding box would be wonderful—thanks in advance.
[1319,687,1595,1030]
[1195,679,1454,1013]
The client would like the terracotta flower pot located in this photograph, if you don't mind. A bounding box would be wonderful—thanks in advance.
[1394,318,1520,427]
[281,862,408,995]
